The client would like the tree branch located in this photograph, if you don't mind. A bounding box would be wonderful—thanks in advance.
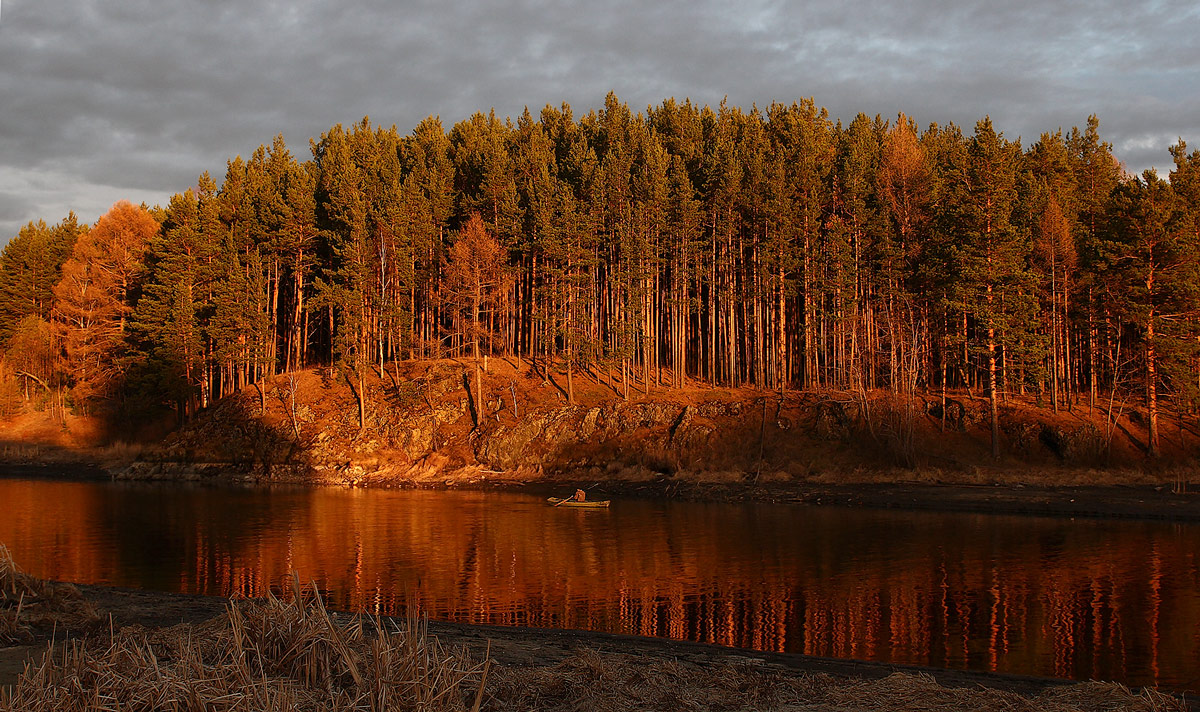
[15,371,50,392]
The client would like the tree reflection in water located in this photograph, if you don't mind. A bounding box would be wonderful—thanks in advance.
[1,478,1198,691]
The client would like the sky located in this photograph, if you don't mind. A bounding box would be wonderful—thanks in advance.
[1,0,1198,243]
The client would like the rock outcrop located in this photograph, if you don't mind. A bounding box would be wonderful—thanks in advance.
[108,358,1190,488]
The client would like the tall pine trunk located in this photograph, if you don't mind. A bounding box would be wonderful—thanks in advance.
[1147,307,1159,457]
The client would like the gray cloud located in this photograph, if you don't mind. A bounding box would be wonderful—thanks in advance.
[0,193,30,224]
[1,0,1198,241]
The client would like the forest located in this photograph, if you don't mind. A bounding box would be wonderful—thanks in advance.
[1,93,1198,459]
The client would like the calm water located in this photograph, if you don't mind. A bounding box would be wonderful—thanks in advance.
[2,477,1199,692]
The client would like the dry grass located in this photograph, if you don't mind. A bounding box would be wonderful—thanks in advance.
[1,544,98,645]
[91,440,151,467]
[5,633,1188,712]
[1,574,485,712]
[0,608,30,647]
[823,673,1186,712]
[487,649,1187,712]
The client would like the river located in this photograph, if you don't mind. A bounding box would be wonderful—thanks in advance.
[1,476,1197,691]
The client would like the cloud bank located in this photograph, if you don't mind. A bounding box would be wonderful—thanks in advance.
[1,0,1197,240]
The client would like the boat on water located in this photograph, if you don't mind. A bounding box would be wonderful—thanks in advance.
[546,497,611,509]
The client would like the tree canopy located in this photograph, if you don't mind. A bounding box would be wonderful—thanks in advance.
[1,94,1196,459]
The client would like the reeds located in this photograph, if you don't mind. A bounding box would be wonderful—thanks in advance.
[0,603,31,646]
[1,573,484,712]
[1,544,98,645]
[488,650,1188,712]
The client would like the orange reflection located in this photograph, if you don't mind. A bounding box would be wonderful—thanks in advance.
[1,479,1197,692]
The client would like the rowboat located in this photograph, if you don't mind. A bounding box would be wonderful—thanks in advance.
[546,497,611,509]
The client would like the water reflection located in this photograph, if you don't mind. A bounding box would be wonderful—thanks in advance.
[1,477,1198,691]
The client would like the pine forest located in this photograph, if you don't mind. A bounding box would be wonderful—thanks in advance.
[3,93,1200,459]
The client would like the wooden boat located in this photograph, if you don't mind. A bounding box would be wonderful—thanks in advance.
[546,497,611,509]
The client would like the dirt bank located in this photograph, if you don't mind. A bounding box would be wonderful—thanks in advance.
[4,358,1199,518]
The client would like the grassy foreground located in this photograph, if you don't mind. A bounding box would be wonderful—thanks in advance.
[0,547,1188,711]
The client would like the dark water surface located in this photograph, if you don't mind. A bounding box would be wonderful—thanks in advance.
[2,477,1198,691]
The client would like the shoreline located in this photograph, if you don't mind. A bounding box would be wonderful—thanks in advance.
[74,584,1075,694]
[3,582,1194,706]
[4,460,1200,522]
[4,361,1200,530]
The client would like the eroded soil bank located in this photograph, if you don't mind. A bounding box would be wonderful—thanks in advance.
[3,358,1199,521]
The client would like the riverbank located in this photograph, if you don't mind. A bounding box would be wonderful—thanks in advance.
[1,575,1188,711]
[3,358,1199,521]
[584,479,1200,521]
[5,458,1200,523]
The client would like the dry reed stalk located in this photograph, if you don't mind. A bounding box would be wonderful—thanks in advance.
[0,608,33,645]
[0,544,29,597]
[1,573,484,712]
[487,652,1189,712]
[1,544,97,643]
[1034,680,1189,711]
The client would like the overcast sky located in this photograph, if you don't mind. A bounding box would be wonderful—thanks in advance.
[2,0,1198,243]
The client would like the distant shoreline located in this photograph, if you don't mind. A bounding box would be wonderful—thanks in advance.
[3,460,1200,522]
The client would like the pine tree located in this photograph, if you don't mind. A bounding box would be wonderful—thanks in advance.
[512,106,561,366]
[1169,140,1200,251]
[948,118,1036,459]
[829,113,885,389]
[665,154,702,388]
[765,100,835,387]
[591,94,639,393]
[278,156,319,372]
[312,122,373,433]
[451,111,520,242]
[130,184,224,420]
[629,119,668,393]
[1067,116,1121,408]
[402,116,456,358]
[0,214,84,344]
[917,122,970,410]
[1103,171,1199,456]
[1169,140,1200,416]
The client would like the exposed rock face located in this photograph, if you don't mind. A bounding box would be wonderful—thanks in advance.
[474,407,581,470]
[474,401,701,471]
[111,359,1185,487]
[469,397,780,478]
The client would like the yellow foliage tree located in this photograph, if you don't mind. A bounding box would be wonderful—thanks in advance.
[52,201,158,411]
[444,213,510,425]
